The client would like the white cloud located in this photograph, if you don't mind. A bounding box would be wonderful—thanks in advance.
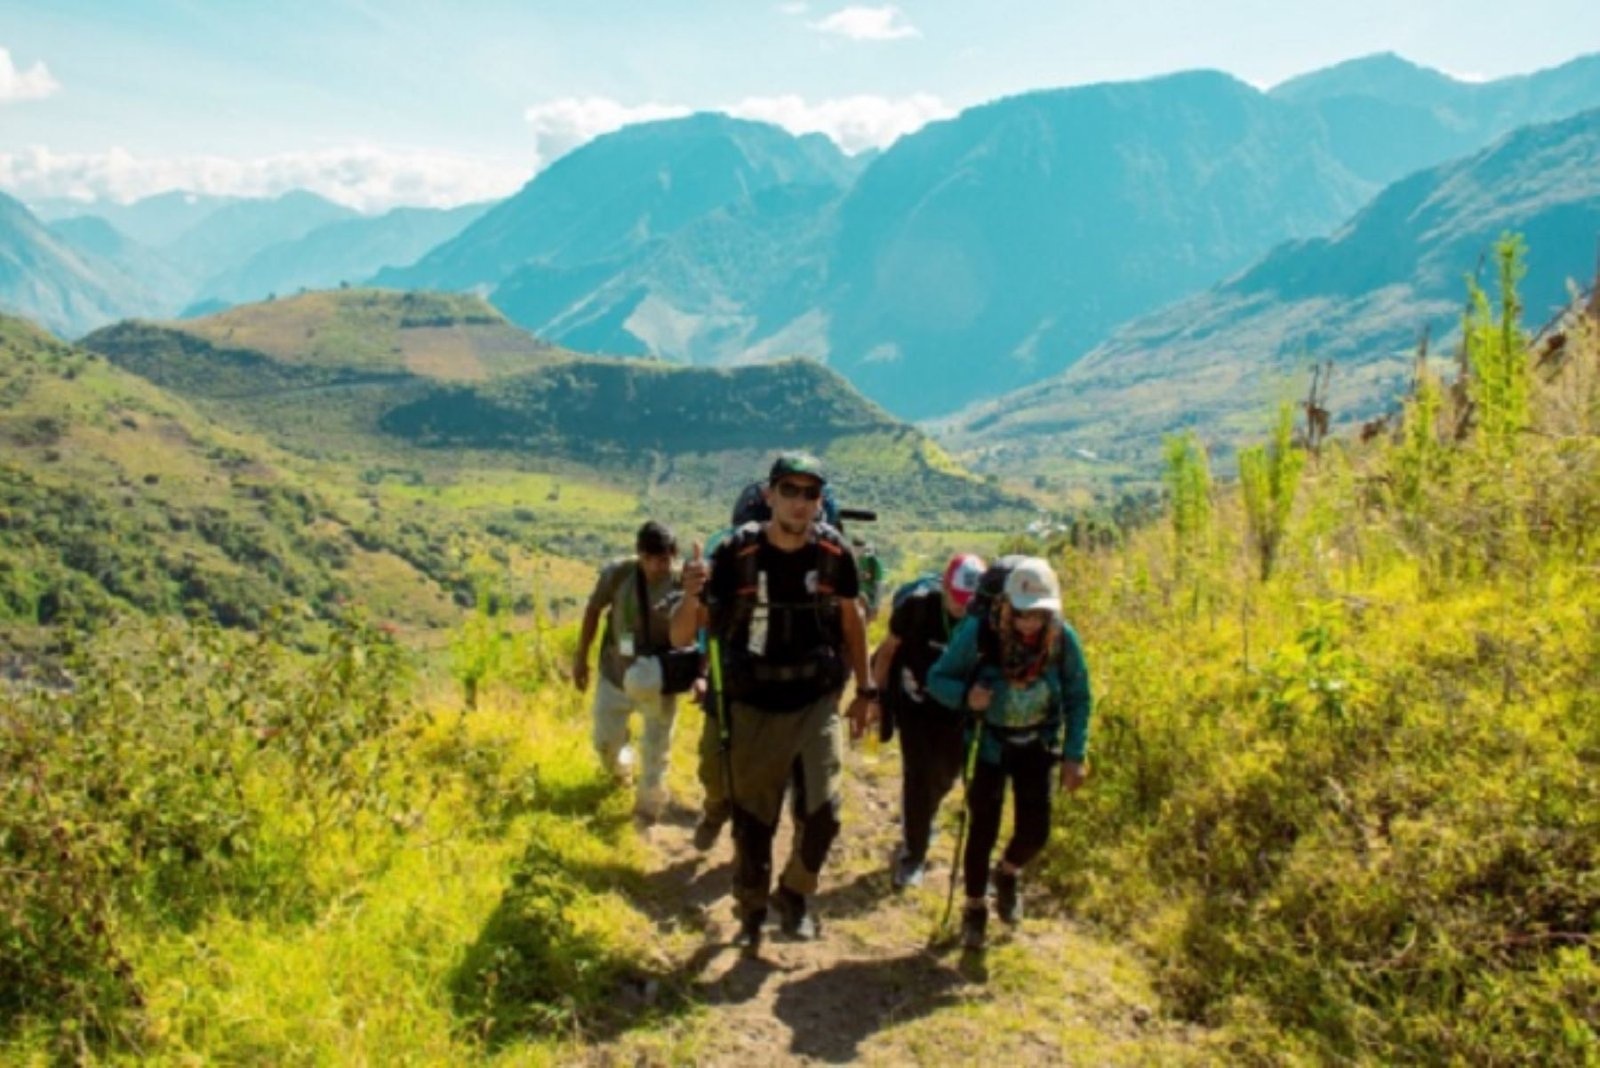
[728,93,953,154]
[0,47,59,103]
[521,91,949,160]
[523,97,693,165]
[0,144,528,212]
[0,91,952,211]
[809,5,919,41]
[776,2,809,14]
[1442,68,1491,84]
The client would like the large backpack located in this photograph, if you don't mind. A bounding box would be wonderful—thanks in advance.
[889,572,941,614]
[967,555,1028,665]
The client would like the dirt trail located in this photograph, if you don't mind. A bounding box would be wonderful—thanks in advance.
[591,740,1213,1066]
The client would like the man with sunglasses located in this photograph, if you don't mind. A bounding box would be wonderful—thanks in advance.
[673,452,877,950]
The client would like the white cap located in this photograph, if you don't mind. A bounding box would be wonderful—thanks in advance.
[1003,557,1061,614]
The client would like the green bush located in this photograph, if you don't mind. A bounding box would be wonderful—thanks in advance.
[0,613,418,1047]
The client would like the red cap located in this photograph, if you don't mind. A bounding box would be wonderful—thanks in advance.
[942,553,986,607]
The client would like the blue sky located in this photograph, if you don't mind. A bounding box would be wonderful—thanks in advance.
[2,1,1596,210]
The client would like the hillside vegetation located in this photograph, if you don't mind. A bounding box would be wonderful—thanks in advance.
[0,312,597,657]
[1037,246,1598,1062]
[104,289,565,380]
[3,239,1593,1064]
[80,290,1028,534]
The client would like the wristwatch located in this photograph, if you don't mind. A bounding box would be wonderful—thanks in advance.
[858,686,880,701]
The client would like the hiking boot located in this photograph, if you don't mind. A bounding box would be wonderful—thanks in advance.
[961,904,988,950]
[692,810,727,852]
[891,848,926,891]
[633,785,668,825]
[772,886,820,941]
[733,909,765,953]
[993,869,1022,925]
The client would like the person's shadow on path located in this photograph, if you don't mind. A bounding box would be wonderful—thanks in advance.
[771,951,969,1063]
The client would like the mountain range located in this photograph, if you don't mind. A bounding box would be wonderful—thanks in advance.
[376,52,1600,418]
[943,107,1600,471]
[5,192,492,334]
[5,52,1599,440]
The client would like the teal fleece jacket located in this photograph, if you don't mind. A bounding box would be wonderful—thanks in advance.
[926,614,1092,764]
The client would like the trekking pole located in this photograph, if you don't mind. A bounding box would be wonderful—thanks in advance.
[708,635,735,809]
[937,714,984,942]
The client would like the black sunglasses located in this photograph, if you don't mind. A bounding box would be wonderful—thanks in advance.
[774,481,823,501]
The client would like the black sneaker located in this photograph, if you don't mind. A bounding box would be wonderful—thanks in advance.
[960,904,988,950]
[772,886,820,941]
[692,811,727,852]
[994,869,1022,925]
[734,909,765,953]
[892,849,926,890]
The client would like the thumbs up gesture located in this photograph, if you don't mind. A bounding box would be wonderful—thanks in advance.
[682,540,709,598]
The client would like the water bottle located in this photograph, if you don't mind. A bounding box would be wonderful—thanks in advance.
[747,570,769,656]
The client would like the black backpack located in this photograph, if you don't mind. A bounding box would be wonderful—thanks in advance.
[967,555,1027,664]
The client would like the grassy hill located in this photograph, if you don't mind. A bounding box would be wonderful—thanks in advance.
[0,311,596,655]
[139,287,566,379]
[81,289,1027,535]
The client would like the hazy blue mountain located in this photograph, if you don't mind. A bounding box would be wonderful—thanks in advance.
[1271,52,1600,185]
[0,192,164,336]
[195,201,493,305]
[490,181,840,361]
[48,215,191,312]
[163,190,358,285]
[944,108,1600,471]
[27,190,242,246]
[822,71,1372,417]
[378,113,855,293]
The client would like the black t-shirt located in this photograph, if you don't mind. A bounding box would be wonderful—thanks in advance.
[708,524,861,711]
[887,583,958,714]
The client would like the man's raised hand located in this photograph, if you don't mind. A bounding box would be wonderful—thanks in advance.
[683,540,709,598]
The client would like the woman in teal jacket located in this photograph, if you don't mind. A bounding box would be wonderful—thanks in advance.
[926,557,1091,949]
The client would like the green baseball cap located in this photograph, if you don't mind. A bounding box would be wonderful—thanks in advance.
[768,451,827,485]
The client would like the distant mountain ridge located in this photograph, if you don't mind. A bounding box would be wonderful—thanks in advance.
[370,53,1600,420]
[0,192,165,336]
[378,113,855,292]
[192,202,494,306]
[943,107,1600,471]
[1271,51,1600,184]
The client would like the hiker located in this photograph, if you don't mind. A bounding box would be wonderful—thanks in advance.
[871,553,986,889]
[573,520,692,822]
[673,452,877,949]
[689,476,879,853]
[926,557,1092,950]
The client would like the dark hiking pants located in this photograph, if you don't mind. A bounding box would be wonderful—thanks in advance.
[896,709,966,864]
[963,740,1055,900]
[727,693,844,917]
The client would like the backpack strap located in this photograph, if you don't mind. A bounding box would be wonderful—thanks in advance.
[632,564,655,655]
[812,522,848,596]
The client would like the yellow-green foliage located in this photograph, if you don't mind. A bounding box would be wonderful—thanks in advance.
[1040,275,1600,1063]
[1237,402,1305,581]
[1465,235,1533,453]
[1162,431,1214,595]
[0,618,675,1064]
